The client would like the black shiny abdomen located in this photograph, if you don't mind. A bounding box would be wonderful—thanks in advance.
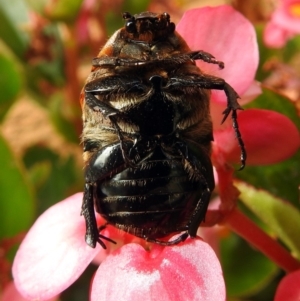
[95,155,202,239]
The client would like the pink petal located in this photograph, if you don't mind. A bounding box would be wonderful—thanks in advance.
[91,239,225,301]
[0,281,60,301]
[239,81,262,105]
[177,6,258,103]
[12,193,101,300]
[213,109,300,165]
[263,22,291,48]
[92,226,146,264]
[274,269,300,301]
[272,0,300,33]
[263,0,300,47]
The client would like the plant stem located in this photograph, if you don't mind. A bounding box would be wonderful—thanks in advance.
[226,208,300,273]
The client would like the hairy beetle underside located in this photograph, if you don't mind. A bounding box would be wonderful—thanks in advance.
[81,11,246,249]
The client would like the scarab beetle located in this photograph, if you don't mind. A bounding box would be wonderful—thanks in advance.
[80,11,246,249]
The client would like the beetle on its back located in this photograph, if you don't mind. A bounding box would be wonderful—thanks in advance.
[80,11,246,249]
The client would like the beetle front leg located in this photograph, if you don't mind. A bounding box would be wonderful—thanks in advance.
[197,78,247,169]
[92,56,149,67]
[187,50,224,69]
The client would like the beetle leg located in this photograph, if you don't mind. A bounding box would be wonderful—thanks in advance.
[146,188,211,242]
[108,115,137,167]
[83,143,132,248]
[155,51,224,68]
[82,187,117,249]
[97,224,118,246]
[185,50,224,69]
[85,76,145,95]
[174,140,214,189]
[167,75,246,169]
[172,140,215,236]
[85,91,119,117]
[85,90,133,163]
[81,183,103,248]
[84,95,154,167]
[187,188,211,236]
[82,100,135,165]
[92,50,225,69]
[92,56,150,67]
[84,76,145,115]
[82,184,117,248]
[83,140,155,248]
[146,232,189,246]
[85,78,146,166]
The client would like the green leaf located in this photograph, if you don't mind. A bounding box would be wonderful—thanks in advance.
[0,53,23,120]
[23,146,82,214]
[255,25,280,81]
[105,11,125,36]
[0,134,35,238]
[48,94,79,144]
[236,153,300,208]
[0,0,29,58]
[282,35,300,62]
[221,232,278,298]
[45,0,84,23]
[23,23,65,96]
[25,0,48,14]
[122,0,151,15]
[237,182,300,259]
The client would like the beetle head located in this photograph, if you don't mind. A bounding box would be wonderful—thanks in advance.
[122,11,175,43]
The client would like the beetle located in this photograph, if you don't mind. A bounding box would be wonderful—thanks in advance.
[80,11,246,249]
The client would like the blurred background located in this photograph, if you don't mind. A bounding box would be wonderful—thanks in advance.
[0,0,299,300]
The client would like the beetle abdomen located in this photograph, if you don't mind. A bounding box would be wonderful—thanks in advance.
[95,157,202,238]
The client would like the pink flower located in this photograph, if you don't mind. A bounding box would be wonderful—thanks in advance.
[178,6,299,167]
[0,281,58,301]
[12,194,225,301]
[91,236,225,301]
[274,269,300,301]
[75,0,97,44]
[264,0,300,48]
[213,108,300,166]
[177,5,259,105]
[12,5,300,301]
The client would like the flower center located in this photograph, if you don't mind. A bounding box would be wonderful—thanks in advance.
[289,2,300,18]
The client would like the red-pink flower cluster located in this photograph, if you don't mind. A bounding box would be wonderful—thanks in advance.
[264,0,300,48]
[11,5,300,301]
[274,269,300,301]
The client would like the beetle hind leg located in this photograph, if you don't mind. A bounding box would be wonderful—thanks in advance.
[82,184,116,249]
[187,187,211,237]
[81,184,99,248]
